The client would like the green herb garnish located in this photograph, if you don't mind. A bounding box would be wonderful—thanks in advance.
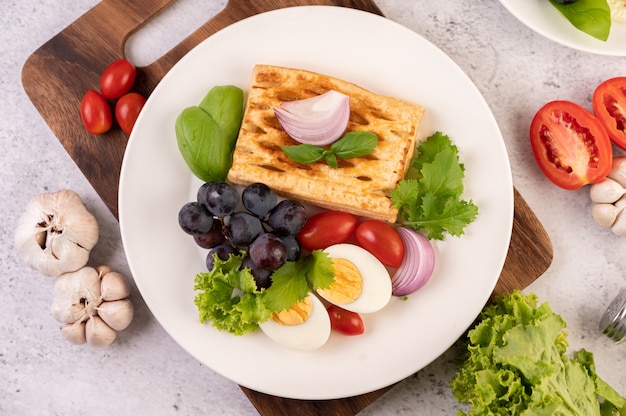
[281,131,378,169]
[194,250,334,335]
[549,0,612,41]
[391,131,478,240]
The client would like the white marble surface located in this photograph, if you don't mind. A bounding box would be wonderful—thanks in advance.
[2,0,625,415]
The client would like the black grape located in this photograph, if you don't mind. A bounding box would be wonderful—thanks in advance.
[249,233,287,271]
[241,255,272,290]
[227,212,263,247]
[206,243,237,271]
[193,219,226,249]
[268,199,307,235]
[202,182,239,217]
[178,202,214,235]
[276,233,301,262]
[242,183,277,217]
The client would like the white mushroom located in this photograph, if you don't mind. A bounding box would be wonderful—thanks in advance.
[14,190,99,277]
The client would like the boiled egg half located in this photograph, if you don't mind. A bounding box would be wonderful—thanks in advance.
[259,293,331,351]
[317,243,392,314]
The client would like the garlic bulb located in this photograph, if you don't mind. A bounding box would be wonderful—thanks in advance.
[590,156,626,236]
[51,266,134,346]
[14,190,99,277]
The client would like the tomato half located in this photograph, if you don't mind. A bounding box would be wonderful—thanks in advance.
[100,59,136,100]
[115,92,147,136]
[297,211,358,251]
[529,100,612,190]
[354,220,404,268]
[327,305,364,336]
[80,89,112,134]
[592,77,626,150]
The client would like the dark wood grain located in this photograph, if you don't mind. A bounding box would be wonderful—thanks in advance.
[21,1,553,415]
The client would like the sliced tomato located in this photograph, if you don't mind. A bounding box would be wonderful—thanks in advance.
[529,100,612,190]
[327,305,364,336]
[592,77,626,150]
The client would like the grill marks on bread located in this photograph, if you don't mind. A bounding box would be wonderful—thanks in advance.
[227,65,425,223]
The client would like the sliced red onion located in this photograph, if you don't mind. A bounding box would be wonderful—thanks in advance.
[274,90,350,146]
[391,227,435,296]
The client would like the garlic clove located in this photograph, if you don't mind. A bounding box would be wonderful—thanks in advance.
[608,156,626,188]
[100,270,131,301]
[14,190,99,277]
[61,322,87,345]
[589,177,626,204]
[85,316,117,347]
[51,267,102,323]
[97,299,134,331]
[592,203,622,228]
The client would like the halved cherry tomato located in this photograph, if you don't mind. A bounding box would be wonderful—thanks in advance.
[80,89,112,134]
[592,77,626,150]
[327,305,364,336]
[115,92,147,136]
[529,100,612,190]
[297,211,358,251]
[354,220,404,268]
[100,59,136,100]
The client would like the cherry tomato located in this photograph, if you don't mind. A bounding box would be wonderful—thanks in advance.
[115,92,147,136]
[80,89,112,134]
[297,211,358,251]
[354,220,404,268]
[99,59,136,100]
[327,305,364,336]
[529,100,612,190]
[592,77,626,150]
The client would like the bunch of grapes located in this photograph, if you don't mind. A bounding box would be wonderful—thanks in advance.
[178,182,307,289]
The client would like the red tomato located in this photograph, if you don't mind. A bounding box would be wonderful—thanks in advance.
[354,220,404,268]
[115,92,147,136]
[297,211,358,251]
[529,100,612,190]
[592,77,626,150]
[327,305,364,336]
[80,89,112,134]
[99,59,136,100]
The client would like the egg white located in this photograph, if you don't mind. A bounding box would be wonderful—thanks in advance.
[259,293,331,351]
[319,243,392,314]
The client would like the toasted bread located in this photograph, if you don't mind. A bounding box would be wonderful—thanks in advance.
[227,64,425,222]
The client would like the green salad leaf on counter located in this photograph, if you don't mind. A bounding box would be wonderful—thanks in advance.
[450,290,626,416]
[194,250,334,335]
[391,131,478,240]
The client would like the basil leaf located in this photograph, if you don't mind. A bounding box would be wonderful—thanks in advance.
[199,85,244,142]
[325,152,339,169]
[549,0,611,41]
[175,106,232,182]
[280,144,326,164]
[330,131,378,159]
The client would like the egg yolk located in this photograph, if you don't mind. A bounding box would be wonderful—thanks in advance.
[318,258,363,305]
[272,296,313,326]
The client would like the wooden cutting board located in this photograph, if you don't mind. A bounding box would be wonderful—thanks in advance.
[21,0,553,414]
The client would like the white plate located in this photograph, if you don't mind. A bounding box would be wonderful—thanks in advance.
[119,6,513,400]
[499,0,626,55]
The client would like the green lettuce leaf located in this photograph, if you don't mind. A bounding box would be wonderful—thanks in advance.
[450,290,626,415]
